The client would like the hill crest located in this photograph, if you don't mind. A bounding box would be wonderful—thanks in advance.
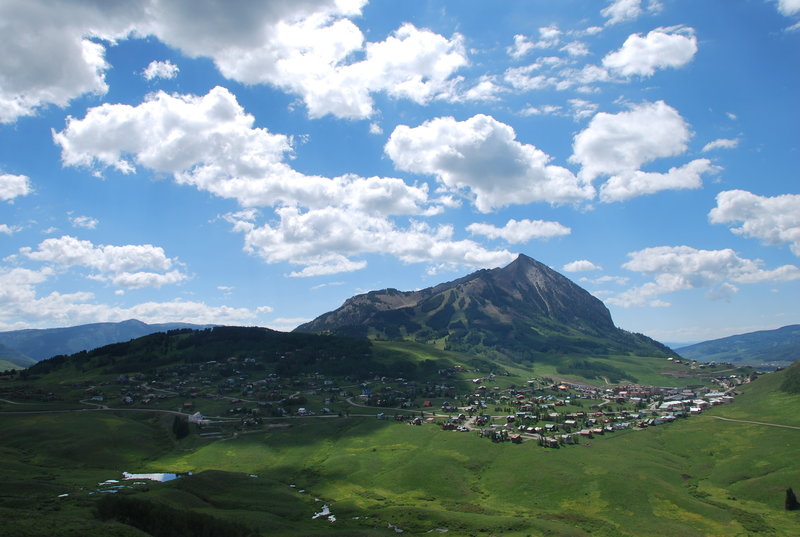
[0,319,215,364]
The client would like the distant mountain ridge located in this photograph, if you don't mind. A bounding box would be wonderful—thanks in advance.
[0,319,215,366]
[677,324,800,369]
[296,254,673,363]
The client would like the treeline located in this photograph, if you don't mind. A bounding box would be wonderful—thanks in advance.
[95,494,255,537]
[27,326,374,377]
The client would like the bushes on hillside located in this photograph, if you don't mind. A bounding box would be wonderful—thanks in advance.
[786,487,799,510]
[172,416,190,440]
[95,494,254,537]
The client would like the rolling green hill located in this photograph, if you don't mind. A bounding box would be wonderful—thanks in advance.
[780,360,800,394]
[17,324,722,392]
[0,342,36,369]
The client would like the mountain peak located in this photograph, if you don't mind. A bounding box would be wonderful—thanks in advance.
[513,252,536,263]
[119,319,148,327]
[295,256,671,361]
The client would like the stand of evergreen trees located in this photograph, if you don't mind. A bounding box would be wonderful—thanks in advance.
[95,495,254,537]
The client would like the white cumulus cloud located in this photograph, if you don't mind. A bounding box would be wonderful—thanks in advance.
[142,60,179,80]
[0,260,269,329]
[572,101,691,180]
[601,0,644,25]
[1,173,32,201]
[709,190,800,256]
[53,87,432,216]
[601,0,662,25]
[602,28,697,77]
[599,158,718,203]
[51,87,514,275]
[1,0,469,122]
[0,224,20,235]
[155,5,467,119]
[69,215,99,229]
[467,219,571,243]
[778,0,800,16]
[53,87,512,276]
[226,206,515,277]
[571,101,717,201]
[385,114,594,212]
[507,26,562,59]
[608,245,800,307]
[0,0,139,123]
[563,260,602,272]
[20,235,188,289]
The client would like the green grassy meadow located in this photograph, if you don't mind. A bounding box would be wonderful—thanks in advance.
[2,365,799,537]
[373,339,730,389]
[0,334,795,537]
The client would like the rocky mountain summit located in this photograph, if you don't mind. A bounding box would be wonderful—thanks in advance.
[296,255,672,362]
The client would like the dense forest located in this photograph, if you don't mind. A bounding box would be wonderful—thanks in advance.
[26,326,376,378]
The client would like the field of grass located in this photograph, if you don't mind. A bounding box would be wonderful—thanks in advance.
[147,410,798,536]
[373,340,728,390]
[1,351,797,537]
[3,365,799,537]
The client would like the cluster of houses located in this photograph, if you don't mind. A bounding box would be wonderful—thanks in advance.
[357,369,752,449]
[107,359,747,429]
[415,374,752,448]
[3,349,756,450]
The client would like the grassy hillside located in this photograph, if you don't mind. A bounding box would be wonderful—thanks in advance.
[0,342,36,369]
[779,360,800,394]
[2,363,797,536]
[374,339,742,388]
[0,358,25,371]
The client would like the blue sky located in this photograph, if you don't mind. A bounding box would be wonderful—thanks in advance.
[1,0,798,345]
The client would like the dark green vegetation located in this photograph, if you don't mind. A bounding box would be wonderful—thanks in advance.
[296,255,675,368]
[95,494,254,537]
[787,488,800,511]
[23,326,373,380]
[677,324,800,369]
[0,319,214,366]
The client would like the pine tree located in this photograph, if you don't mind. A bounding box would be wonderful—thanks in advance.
[172,416,190,440]
[785,487,799,511]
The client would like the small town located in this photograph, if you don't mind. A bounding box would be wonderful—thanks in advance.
[2,352,753,450]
